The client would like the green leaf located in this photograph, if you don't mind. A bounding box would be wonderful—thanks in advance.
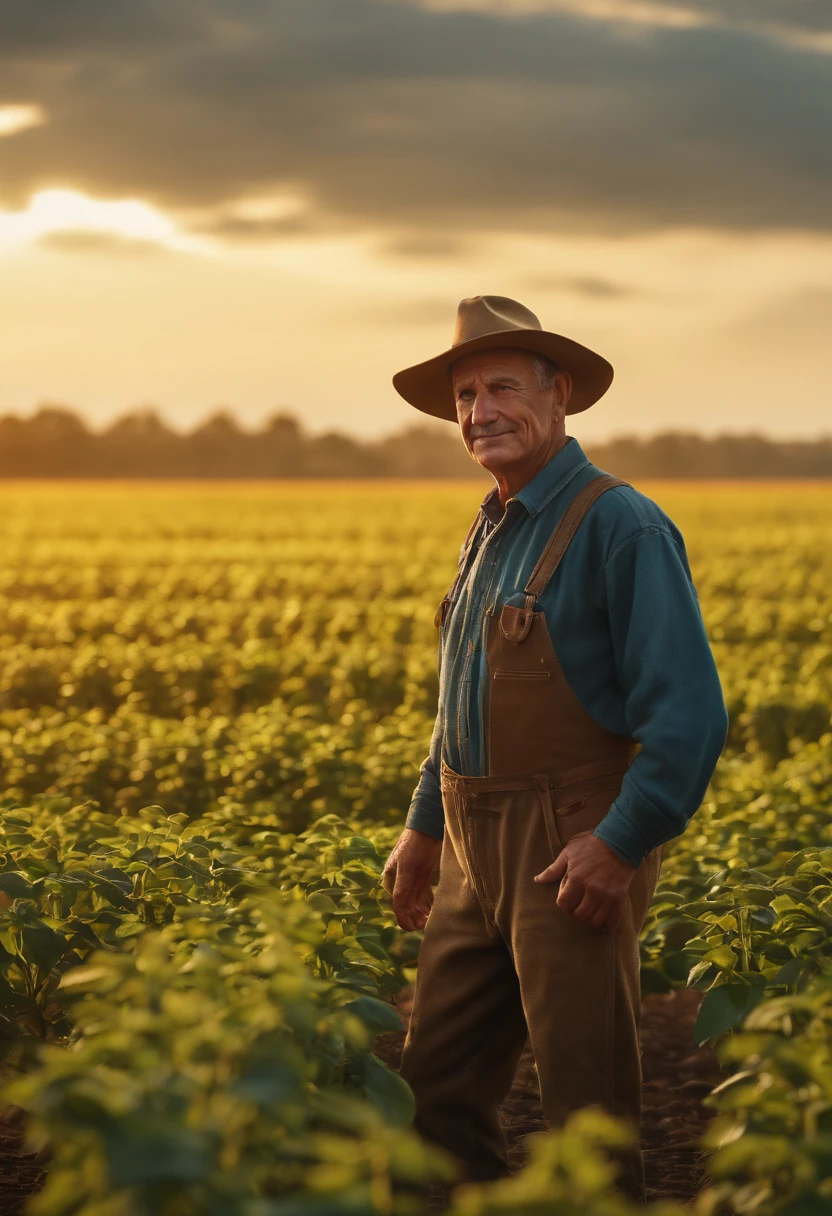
[0,872,34,899]
[113,918,147,940]
[96,866,133,895]
[89,877,135,911]
[694,981,767,1044]
[704,944,738,972]
[1,813,32,828]
[0,971,31,1012]
[103,1120,212,1186]
[21,923,68,973]
[355,1053,415,1127]
[59,964,112,989]
[773,958,804,988]
[344,996,403,1035]
[732,885,776,907]
[662,949,702,983]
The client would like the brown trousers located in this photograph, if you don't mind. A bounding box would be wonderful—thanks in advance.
[399,474,663,1202]
[400,767,662,1197]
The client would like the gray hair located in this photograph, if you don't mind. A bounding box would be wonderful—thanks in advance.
[449,348,559,390]
[530,352,559,390]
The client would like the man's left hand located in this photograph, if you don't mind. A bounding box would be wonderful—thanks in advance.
[534,832,635,932]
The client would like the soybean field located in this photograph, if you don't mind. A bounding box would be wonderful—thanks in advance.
[0,480,831,1216]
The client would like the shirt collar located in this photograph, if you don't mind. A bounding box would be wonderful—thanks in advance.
[479,436,591,524]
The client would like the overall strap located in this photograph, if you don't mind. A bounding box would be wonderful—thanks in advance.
[524,473,629,599]
[499,473,629,643]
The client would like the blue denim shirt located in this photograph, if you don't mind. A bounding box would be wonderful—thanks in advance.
[405,436,729,867]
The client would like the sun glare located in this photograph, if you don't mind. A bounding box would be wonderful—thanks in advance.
[0,188,209,253]
[0,103,46,138]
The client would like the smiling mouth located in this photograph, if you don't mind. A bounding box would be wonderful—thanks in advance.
[472,432,513,442]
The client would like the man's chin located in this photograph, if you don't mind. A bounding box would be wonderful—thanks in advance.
[470,436,520,470]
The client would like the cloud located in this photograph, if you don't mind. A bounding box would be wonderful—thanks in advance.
[525,274,637,298]
[195,214,324,242]
[381,233,477,259]
[0,188,206,253]
[0,0,829,239]
[404,0,832,43]
[0,103,46,138]
[35,230,168,255]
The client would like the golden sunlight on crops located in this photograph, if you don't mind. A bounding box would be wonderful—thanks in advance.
[0,481,829,1213]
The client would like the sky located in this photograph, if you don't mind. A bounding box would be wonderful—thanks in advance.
[0,0,830,440]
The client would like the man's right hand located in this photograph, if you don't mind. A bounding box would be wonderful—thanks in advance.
[382,828,443,931]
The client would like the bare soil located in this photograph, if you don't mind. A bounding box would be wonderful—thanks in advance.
[0,1104,44,1216]
[376,986,723,1206]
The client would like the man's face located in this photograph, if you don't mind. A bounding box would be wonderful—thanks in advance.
[451,348,571,475]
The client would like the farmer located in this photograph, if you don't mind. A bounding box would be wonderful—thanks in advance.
[382,295,728,1201]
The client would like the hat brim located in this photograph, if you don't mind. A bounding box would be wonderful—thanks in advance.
[392,329,613,422]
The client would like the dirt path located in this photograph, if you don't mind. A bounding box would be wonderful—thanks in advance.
[0,1106,44,1216]
[379,986,723,1206]
[640,990,723,1202]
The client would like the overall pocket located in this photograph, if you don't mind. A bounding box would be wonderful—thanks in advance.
[549,783,623,850]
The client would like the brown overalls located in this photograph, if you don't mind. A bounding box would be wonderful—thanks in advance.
[399,474,663,1202]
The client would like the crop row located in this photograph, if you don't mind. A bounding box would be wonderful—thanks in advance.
[0,483,830,1214]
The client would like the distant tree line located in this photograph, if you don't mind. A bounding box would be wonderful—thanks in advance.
[0,405,830,479]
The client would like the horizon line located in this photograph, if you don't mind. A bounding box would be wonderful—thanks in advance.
[2,402,831,446]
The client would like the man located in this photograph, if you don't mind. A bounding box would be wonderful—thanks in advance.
[382,295,728,1202]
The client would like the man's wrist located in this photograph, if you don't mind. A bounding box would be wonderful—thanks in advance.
[591,826,638,868]
[405,802,445,841]
[405,823,443,844]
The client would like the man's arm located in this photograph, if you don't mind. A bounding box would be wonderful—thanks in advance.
[385,509,483,926]
[382,709,444,930]
[592,523,729,866]
[404,709,445,840]
[535,520,728,930]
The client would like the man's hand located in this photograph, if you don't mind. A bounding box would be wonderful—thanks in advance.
[382,828,443,931]
[534,831,635,932]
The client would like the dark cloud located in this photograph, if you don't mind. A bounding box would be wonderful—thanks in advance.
[381,233,477,259]
[526,275,637,298]
[687,0,831,33]
[35,230,168,254]
[0,0,830,235]
[193,213,335,241]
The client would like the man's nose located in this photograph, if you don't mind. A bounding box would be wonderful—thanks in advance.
[470,390,499,427]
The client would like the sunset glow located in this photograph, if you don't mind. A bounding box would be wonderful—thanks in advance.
[0,190,206,253]
[0,0,828,440]
[0,102,46,138]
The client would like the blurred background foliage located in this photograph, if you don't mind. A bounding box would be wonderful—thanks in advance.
[2,406,832,478]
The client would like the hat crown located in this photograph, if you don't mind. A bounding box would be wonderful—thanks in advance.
[452,295,542,347]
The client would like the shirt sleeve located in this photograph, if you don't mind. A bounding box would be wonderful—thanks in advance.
[405,708,445,839]
[591,525,729,867]
[405,506,485,840]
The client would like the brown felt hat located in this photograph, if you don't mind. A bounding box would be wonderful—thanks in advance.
[392,294,613,422]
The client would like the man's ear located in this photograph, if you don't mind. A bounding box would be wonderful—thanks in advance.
[551,384,567,428]
[554,368,573,412]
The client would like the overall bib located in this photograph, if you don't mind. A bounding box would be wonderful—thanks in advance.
[399,474,663,1201]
